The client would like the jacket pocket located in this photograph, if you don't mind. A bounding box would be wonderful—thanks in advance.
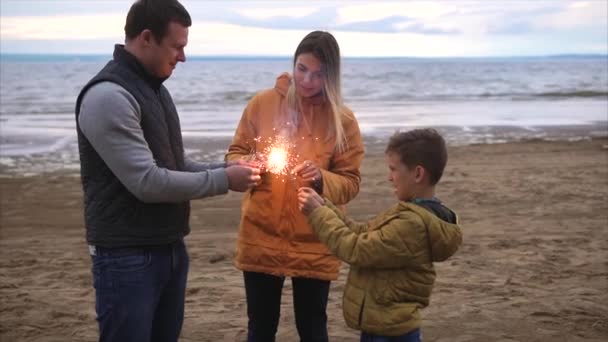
[242,185,281,233]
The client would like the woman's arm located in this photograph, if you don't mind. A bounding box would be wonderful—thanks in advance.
[226,95,259,162]
[319,113,365,205]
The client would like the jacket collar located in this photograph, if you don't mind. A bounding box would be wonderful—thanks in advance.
[113,44,167,89]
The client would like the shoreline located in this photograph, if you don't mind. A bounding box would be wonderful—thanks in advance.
[1,138,607,341]
[1,123,607,177]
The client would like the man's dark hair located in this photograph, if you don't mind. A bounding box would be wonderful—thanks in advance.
[125,0,191,43]
[385,128,448,185]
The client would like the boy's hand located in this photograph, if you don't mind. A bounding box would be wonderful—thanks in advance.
[297,187,325,216]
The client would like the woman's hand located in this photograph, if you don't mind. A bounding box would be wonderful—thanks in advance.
[297,187,325,216]
[292,160,322,190]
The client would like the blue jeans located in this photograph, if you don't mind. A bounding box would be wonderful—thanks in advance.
[244,271,330,342]
[360,329,422,342]
[90,240,189,342]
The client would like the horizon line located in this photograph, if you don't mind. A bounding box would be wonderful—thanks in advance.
[1,52,607,60]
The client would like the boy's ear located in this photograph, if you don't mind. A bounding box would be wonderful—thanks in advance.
[414,165,426,183]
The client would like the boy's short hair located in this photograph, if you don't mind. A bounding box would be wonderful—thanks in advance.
[385,128,447,185]
[125,0,192,43]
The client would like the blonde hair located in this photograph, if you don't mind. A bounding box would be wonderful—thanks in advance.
[286,31,350,153]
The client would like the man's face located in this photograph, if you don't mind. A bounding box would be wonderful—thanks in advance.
[147,22,188,78]
[387,152,418,201]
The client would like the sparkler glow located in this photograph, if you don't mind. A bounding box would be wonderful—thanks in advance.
[266,145,289,174]
[250,132,300,177]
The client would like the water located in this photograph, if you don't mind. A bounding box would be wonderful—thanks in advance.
[1,55,607,174]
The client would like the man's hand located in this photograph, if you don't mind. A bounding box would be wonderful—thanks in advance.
[225,164,261,192]
[227,159,262,169]
[297,187,325,216]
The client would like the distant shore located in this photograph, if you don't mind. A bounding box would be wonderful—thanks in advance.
[2,53,607,62]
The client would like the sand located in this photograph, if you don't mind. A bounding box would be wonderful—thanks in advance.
[1,138,607,342]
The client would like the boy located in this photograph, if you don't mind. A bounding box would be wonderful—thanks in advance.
[297,128,463,342]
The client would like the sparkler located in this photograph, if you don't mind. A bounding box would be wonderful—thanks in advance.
[250,133,300,179]
[266,144,289,174]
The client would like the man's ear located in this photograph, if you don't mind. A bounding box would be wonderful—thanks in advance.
[140,29,153,46]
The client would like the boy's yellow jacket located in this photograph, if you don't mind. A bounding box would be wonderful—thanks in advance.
[226,73,364,280]
[308,201,463,335]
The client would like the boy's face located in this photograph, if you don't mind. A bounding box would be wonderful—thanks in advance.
[386,152,420,201]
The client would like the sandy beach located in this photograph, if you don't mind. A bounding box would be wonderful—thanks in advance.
[1,137,607,342]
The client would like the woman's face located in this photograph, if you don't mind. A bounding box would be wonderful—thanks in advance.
[293,53,325,98]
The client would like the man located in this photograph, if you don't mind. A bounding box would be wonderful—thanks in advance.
[74,0,260,341]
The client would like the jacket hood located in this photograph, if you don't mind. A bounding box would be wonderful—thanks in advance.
[274,72,325,105]
[274,72,291,96]
[400,202,462,262]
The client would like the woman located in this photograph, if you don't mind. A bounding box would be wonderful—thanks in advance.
[226,31,364,341]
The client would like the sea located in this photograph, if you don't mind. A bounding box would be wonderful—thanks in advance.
[1,54,607,175]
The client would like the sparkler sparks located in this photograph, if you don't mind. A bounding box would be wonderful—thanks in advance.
[250,133,300,177]
[266,144,289,174]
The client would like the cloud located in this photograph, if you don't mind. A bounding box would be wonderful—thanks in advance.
[236,7,319,20]
[0,0,128,16]
[485,21,538,35]
[0,1,606,56]
[237,7,338,31]
[335,16,414,33]
[335,16,459,34]
[186,23,481,57]
[1,14,124,40]
[199,5,459,35]
[337,2,452,24]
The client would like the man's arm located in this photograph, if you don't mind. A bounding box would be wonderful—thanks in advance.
[183,158,226,172]
[78,82,229,203]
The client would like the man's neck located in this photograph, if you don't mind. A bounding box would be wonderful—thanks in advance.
[124,43,142,63]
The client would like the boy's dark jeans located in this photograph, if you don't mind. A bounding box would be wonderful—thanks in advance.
[90,240,189,342]
[360,329,422,342]
[244,271,330,342]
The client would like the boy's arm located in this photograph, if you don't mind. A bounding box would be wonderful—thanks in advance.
[308,206,428,268]
[324,200,369,234]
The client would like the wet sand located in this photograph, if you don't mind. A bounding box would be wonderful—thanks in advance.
[1,138,607,341]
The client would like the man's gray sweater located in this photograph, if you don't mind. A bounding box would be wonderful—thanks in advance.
[79,81,229,203]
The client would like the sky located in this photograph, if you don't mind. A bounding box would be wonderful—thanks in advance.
[1,0,607,57]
